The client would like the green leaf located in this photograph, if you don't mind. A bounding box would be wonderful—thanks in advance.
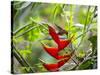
[52,4,63,23]
[13,22,32,35]
[76,50,86,61]
[88,35,97,55]
[13,1,31,10]
[78,59,94,69]
[25,27,43,41]
[19,50,31,58]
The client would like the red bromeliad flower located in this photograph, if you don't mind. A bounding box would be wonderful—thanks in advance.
[40,25,74,71]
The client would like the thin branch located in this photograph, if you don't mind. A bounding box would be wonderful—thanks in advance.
[12,44,36,73]
[15,25,40,38]
[86,6,97,31]
[75,6,91,50]
[76,56,97,70]
[71,58,78,66]
[13,22,32,35]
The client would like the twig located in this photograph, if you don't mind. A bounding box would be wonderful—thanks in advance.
[71,58,78,66]
[75,6,91,50]
[12,44,36,73]
[76,56,97,69]
[13,22,32,35]
[15,25,40,38]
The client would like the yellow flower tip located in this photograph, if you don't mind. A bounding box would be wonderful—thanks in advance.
[70,34,75,42]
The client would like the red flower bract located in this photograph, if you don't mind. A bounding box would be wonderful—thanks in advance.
[40,53,73,72]
[42,43,71,60]
[58,39,71,50]
[40,25,74,71]
[43,64,58,72]
[48,25,60,45]
[48,25,72,50]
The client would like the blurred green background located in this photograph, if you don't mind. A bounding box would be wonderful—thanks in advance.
[11,1,97,73]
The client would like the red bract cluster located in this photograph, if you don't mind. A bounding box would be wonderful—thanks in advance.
[40,25,74,71]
